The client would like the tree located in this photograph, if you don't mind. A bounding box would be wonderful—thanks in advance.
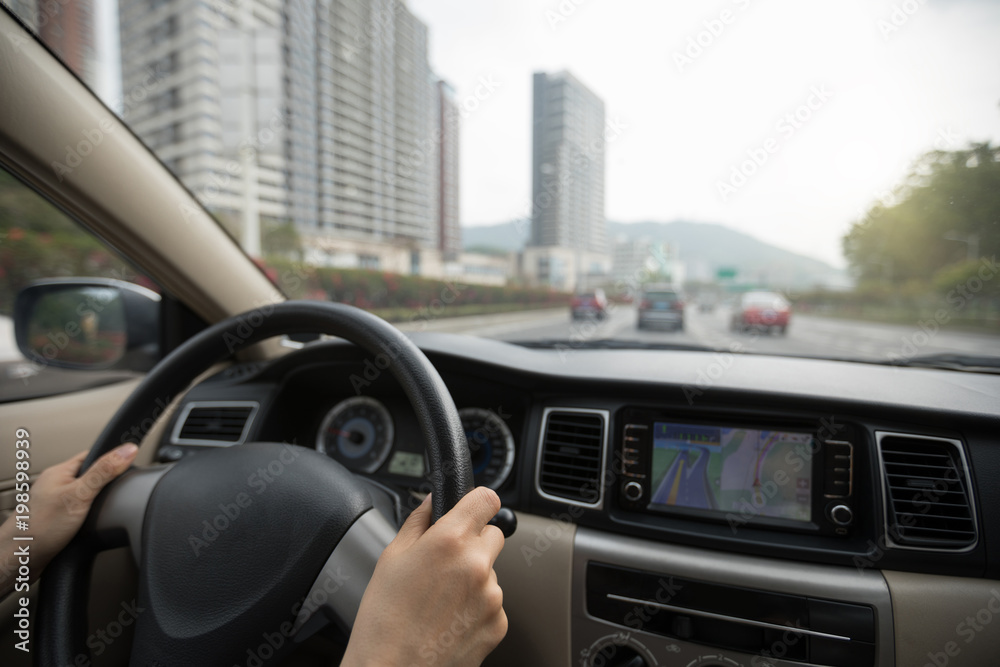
[261,218,302,260]
[843,143,1000,287]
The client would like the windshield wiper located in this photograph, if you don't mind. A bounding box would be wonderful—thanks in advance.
[876,353,1000,374]
[512,338,716,352]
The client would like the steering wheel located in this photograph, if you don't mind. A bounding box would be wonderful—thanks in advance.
[36,301,480,665]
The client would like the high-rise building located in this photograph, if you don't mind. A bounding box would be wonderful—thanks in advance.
[5,0,97,86]
[436,80,461,260]
[611,236,681,286]
[526,70,608,290]
[39,0,96,85]
[530,70,606,254]
[117,0,451,271]
[316,0,435,250]
[118,0,291,249]
[2,0,37,31]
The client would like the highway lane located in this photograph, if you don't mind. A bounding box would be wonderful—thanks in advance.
[7,306,998,365]
[475,304,1000,363]
[4,307,999,400]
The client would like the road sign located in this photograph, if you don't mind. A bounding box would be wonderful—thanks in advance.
[716,267,738,280]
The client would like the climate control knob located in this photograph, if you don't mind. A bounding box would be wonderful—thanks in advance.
[592,644,647,667]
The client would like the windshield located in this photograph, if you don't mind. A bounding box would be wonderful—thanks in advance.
[3,0,998,366]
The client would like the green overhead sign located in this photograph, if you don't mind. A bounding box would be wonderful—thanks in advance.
[716,267,738,279]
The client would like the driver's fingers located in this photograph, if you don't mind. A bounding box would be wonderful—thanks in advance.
[482,522,505,567]
[59,450,90,476]
[393,492,433,550]
[440,487,502,537]
[71,443,139,504]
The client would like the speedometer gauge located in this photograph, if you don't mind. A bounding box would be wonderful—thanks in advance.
[316,397,394,474]
[459,408,516,489]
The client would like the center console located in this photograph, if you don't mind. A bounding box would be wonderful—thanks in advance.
[571,528,894,667]
[566,407,890,666]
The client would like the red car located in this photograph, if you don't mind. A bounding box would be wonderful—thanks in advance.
[730,291,791,334]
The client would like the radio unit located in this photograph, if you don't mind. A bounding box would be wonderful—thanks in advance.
[617,408,856,537]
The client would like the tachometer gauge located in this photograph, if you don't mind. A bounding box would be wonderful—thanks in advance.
[459,408,516,489]
[316,397,394,474]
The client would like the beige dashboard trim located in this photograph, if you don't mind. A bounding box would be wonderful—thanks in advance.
[884,570,1000,667]
[0,378,143,499]
[485,512,575,667]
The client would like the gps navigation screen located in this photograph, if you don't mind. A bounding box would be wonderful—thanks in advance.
[649,422,813,522]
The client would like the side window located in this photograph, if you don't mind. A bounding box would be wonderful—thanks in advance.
[0,166,158,401]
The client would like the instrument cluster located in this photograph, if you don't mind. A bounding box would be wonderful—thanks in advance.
[315,396,516,490]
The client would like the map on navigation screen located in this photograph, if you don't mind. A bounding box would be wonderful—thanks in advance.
[648,422,813,522]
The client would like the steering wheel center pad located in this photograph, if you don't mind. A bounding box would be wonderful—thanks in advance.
[131,442,371,664]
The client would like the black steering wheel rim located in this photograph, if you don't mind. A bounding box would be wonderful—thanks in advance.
[36,300,474,665]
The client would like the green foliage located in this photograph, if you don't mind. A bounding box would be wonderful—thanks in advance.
[263,257,568,318]
[843,143,1000,284]
[0,170,141,315]
[837,142,1000,328]
[932,259,1000,297]
[27,287,127,364]
[261,218,302,259]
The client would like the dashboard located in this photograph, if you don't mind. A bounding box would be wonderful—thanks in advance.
[154,332,1000,667]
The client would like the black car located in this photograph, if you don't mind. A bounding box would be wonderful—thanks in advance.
[637,285,684,330]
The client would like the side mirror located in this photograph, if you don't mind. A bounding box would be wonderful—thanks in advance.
[14,278,160,372]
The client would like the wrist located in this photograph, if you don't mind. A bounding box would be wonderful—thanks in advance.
[341,641,411,667]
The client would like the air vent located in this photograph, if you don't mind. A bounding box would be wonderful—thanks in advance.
[172,401,259,446]
[877,432,977,551]
[536,408,608,507]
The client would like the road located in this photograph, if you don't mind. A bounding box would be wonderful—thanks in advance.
[9,307,999,364]
[423,304,1000,363]
[4,307,999,399]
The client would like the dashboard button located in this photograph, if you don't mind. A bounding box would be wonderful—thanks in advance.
[829,504,853,526]
[159,446,185,462]
[623,481,643,501]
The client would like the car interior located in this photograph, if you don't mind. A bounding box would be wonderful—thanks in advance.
[1,4,999,667]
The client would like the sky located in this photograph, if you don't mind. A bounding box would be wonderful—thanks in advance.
[89,0,1000,268]
[407,0,1000,267]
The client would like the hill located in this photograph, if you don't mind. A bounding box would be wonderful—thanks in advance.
[462,219,848,289]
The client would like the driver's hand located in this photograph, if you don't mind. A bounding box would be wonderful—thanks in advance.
[0,443,139,595]
[342,487,507,667]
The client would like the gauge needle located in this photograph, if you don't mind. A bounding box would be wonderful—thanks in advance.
[328,428,364,443]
